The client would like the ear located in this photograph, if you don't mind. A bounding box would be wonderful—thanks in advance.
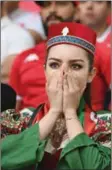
[87,67,97,83]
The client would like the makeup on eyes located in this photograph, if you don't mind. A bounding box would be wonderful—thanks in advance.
[48,61,83,71]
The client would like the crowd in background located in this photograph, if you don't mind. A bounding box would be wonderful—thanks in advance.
[1,1,111,112]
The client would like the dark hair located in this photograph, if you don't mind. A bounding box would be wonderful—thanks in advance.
[81,53,94,111]
[1,83,16,112]
[107,1,111,5]
[87,53,94,71]
[1,1,3,7]
[45,49,94,111]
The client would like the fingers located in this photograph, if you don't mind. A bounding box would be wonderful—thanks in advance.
[46,73,57,93]
[57,74,63,90]
[72,74,86,93]
[65,73,86,95]
[46,72,86,95]
[70,74,80,88]
[63,72,77,92]
[46,72,63,92]
[63,74,68,92]
[67,74,74,90]
[72,74,87,96]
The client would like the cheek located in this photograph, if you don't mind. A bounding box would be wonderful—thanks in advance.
[45,64,59,81]
[79,6,86,15]
[72,69,89,88]
[46,67,53,77]
[57,7,73,18]
[45,67,52,81]
[96,7,107,17]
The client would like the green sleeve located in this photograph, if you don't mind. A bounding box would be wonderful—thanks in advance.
[58,133,111,170]
[1,124,46,170]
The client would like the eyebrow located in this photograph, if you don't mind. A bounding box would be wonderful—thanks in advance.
[48,58,84,63]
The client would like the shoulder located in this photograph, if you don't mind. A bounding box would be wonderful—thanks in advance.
[14,42,46,65]
[6,22,33,41]
[16,9,42,21]
[12,46,37,64]
[36,42,46,52]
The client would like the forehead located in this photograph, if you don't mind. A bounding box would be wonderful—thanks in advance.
[48,44,88,61]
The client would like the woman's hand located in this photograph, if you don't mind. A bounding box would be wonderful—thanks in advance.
[63,73,85,115]
[62,73,84,140]
[39,72,63,140]
[46,72,63,114]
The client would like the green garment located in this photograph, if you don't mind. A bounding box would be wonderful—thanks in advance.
[2,124,110,170]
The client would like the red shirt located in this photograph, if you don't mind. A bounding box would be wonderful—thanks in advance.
[90,27,111,111]
[96,26,111,56]
[9,42,48,109]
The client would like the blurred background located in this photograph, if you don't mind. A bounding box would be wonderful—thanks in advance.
[1,1,111,113]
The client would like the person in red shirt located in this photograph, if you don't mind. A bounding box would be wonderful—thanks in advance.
[9,1,77,110]
[91,46,111,111]
[9,43,47,110]
[77,1,111,111]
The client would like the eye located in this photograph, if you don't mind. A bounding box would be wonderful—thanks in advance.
[49,62,60,69]
[71,64,83,70]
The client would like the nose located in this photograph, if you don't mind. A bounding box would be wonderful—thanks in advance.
[61,63,68,75]
[49,2,57,13]
[86,1,93,9]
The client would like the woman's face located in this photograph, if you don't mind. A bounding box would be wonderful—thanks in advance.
[46,44,96,89]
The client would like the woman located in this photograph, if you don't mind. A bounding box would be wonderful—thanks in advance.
[2,22,111,170]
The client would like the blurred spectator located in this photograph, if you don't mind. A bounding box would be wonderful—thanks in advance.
[38,1,77,35]
[94,46,111,110]
[1,1,35,83]
[77,1,111,50]
[3,1,46,43]
[77,1,111,110]
[9,1,77,110]
[1,83,16,112]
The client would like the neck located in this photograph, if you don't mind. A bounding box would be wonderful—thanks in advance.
[92,23,108,37]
